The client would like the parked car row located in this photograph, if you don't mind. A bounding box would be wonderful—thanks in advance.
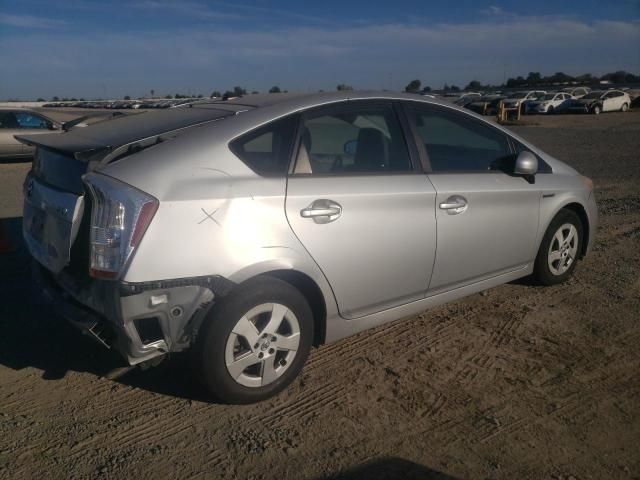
[442,87,632,116]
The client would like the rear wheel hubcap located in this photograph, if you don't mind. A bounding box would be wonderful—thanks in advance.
[224,303,300,388]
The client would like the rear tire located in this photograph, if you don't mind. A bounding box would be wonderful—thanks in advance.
[621,103,629,112]
[532,209,583,286]
[195,276,313,404]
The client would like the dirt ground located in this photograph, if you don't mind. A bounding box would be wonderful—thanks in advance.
[1,111,639,480]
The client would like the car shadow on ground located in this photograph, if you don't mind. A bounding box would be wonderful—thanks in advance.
[0,217,214,403]
[318,457,460,480]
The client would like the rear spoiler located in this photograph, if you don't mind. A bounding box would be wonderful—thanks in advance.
[14,134,111,162]
[15,115,229,166]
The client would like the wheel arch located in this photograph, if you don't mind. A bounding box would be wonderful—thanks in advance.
[257,269,328,347]
[549,201,590,258]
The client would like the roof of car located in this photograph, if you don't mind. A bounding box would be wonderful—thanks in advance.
[14,91,452,158]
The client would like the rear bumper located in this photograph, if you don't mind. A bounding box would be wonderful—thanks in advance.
[32,261,233,365]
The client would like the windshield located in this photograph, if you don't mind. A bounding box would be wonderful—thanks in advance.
[582,92,602,99]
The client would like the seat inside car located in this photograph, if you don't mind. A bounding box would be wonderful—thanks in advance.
[350,128,387,171]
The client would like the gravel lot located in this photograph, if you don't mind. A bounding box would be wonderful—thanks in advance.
[1,111,639,480]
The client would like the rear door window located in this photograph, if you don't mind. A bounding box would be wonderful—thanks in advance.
[229,115,298,176]
[14,112,50,129]
[293,103,412,175]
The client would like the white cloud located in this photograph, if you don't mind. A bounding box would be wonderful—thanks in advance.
[484,5,505,15]
[130,0,247,20]
[0,13,66,28]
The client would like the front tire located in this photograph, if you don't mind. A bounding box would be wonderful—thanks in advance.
[592,104,601,115]
[195,276,313,404]
[621,103,629,112]
[532,209,583,286]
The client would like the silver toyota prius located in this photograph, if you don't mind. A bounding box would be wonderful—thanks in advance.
[17,92,597,404]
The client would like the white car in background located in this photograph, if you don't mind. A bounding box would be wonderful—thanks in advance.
[568,90,631,115]
[527,92,573,114]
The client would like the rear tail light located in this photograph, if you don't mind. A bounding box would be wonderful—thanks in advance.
[83,173,158,280]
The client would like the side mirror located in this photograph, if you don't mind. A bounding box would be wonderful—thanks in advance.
[514,151,538,176]
[344,139,357,156]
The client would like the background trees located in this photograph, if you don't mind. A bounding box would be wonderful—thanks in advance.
[404,79,421,92]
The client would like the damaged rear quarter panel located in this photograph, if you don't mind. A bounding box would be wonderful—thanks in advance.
[98,119,336,313]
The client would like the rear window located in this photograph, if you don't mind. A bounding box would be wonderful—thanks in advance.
[229,115,298,176]
[32,148,88,194]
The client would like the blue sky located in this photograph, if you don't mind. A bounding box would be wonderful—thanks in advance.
[0,0,639,99]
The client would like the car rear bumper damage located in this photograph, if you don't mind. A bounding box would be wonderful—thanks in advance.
[32,261,234,365]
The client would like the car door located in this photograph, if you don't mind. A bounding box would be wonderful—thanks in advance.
[0,111,23,157]
[402,102,541,294]
[603,92,625,112]
[610,92,624,110]
[601,92,613,111]
[557,93,570,109]
[13,111,54,155]
[285,101,437,319]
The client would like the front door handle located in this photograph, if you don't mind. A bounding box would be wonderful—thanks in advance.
[439,195,468,215]
[300,199,342,224]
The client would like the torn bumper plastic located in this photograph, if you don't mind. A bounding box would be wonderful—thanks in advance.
[32,261,234,365]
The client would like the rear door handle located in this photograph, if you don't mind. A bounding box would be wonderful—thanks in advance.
[300,199,342,224]
[439,195,468,215]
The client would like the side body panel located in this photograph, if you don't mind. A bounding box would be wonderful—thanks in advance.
[285,174,437,319]
[426,173,541,293]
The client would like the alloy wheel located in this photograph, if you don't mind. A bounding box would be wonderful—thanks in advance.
[547,223,579,276]
[225,303,301,388]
